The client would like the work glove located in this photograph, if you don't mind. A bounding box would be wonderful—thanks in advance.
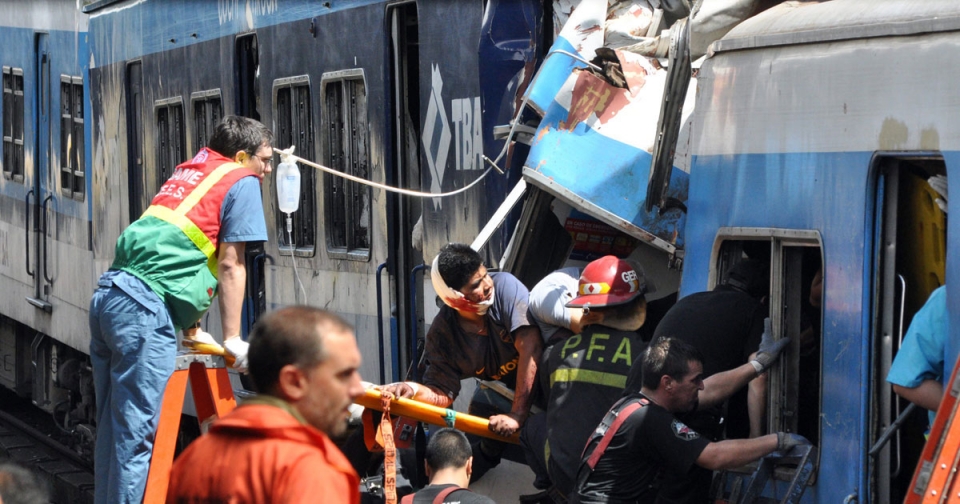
[224,337,250,373]
[776,432,810,453]
[929,174,948,213]
[750,318,790,374]
[183,329,218,346]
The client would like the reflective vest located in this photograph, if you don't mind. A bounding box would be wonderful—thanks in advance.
[111,148,256,330]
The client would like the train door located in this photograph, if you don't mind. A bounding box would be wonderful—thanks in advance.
[235,33,267,332]
[868,155,946,504]
[25,33,52,312]
[386,2,422,382]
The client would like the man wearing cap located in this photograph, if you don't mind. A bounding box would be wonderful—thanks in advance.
[381,243,542,480]
[519,255,652,501]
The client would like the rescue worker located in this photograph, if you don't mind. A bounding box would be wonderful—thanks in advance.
[572,337,806,503]
[381,243,542,481]
[88,116,273,503]
[520,256,652,501]
[651,258,770,502]
[167,306,364,503]
[402,428,495,504]
[888,175,950,432]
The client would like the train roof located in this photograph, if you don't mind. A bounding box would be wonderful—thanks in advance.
[712,0,960,53]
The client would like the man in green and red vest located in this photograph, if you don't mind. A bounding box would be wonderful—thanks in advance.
[88,116,274,504]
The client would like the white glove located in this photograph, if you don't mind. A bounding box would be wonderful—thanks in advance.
[223,337,250,373]
[184,329,218,346]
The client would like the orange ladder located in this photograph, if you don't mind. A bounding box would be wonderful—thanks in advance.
[906,352,960,504]
[142,353,237,503]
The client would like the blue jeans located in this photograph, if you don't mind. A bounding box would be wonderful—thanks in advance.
[89,271,176,504]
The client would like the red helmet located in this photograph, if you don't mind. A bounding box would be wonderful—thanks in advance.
[566,256,650,308]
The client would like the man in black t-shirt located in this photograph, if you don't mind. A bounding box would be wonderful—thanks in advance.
[403,428,495,504]
[653,258,770,441]
[382,243,542,480]
[520,256,652,500]
[652,259,769,503]
[573,337,805,504]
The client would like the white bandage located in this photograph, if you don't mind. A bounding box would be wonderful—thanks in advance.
[404,381,420,398]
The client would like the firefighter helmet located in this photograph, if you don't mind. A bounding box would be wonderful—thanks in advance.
[566,255,651,309]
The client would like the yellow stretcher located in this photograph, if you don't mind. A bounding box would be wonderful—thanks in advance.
[181,340,519,443]
[354,388,521,444]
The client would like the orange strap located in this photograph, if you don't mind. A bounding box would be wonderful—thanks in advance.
[381,394,397,504]
[585,399,647,469]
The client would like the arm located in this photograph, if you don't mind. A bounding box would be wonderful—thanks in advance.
[217,241,246,340]
[893,380,944,412]
[748,372,767,438]
[699,362,757,410]
[379,382,454,408]
[489,325,542,435]
[696,434,778,471]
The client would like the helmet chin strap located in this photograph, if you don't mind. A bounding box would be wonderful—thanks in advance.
[430,255,495,316]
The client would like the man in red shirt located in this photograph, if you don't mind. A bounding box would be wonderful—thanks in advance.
[167,306,365,503]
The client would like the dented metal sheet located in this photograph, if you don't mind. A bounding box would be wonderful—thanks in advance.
[527,0,607,114]
[522,41,690,254]
[519,1,698,255]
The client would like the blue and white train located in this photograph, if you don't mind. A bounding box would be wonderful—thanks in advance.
[1,0,956,502]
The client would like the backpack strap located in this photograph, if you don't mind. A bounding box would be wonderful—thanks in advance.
[584,398,648,470]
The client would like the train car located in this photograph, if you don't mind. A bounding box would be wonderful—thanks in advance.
[0,0,96,452]
[677,1,957,502]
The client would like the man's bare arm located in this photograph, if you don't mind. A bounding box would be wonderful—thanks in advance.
[893,380,944,412]
[696,434,778,470]
[217,242,246,340]
[379,382,454,408]
[699,363,757,410]
[747,373,767,438]
[489,325,542,435]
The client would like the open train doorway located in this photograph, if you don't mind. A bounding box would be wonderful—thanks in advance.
[869,155,947,504]
[235,33,267,333]
[386,1,422,382]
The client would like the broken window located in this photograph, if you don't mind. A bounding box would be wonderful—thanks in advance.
[322,70,370,261]
[3,67,24,182]
[273,76,316,256]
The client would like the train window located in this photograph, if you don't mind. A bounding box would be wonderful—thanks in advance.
[2,66,24,183]
[713,229,823,473]
[273,76,316,256]
[60,76,84,200]
[321,70,371,261]
[191,89,222,154]
[155,98,185,191]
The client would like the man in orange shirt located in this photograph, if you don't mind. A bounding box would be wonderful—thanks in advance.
[167,306,365,503]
